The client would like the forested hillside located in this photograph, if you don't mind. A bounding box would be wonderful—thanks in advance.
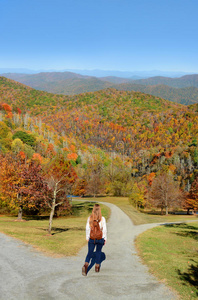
[115,83,198,105]
[2,72,112,95]
[129,74,198,88]
[2,73,198,105]
[0,76,198,214]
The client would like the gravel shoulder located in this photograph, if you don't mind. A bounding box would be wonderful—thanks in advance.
[0,202,177,300]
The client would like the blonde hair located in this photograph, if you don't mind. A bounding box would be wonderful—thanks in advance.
[89,204,102,226]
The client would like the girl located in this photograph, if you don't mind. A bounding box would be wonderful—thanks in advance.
[82,203,107,276]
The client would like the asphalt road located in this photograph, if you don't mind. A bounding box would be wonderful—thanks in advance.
[0,202,177,300]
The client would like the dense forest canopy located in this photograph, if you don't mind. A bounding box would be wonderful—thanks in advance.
[0,76,198,215]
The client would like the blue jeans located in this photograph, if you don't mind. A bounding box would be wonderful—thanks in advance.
[85,238,104,265]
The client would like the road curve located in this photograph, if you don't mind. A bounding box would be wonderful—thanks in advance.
[0,202,177,300]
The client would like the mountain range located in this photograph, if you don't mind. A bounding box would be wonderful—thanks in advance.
[1,72,198,105]
[0,68,192,78]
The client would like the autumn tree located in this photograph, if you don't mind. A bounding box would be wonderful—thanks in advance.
[129,181,147,209]
[85,159,105,197]
[149,173,183,215]
[0,153,48,220]
[43,156,77,234]
[73,178,88,197]
[183,176,198,214]
[106,159,132,196]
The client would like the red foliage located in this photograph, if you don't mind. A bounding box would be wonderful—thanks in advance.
[17,107,22,114]
[2,103,12,112]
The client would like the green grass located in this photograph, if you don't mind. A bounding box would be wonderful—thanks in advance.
[0,201,110,257]
[87,196,198,225]
[136,222,198,300]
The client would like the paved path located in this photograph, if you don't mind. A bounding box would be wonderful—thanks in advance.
[0,202,177,300]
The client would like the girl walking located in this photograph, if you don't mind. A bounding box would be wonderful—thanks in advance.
[82,203,107,276]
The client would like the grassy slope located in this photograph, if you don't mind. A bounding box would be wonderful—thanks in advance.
[136,222,198,300]
[0,201,110,257]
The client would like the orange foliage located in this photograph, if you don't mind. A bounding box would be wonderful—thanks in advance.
[165,151,173,158]
[148,172,156,186]
[169,164,176,173]
[6,112,13,119]
[70,144,76,152]
[19,151,26,159]
[67,153,78,160]
[32,153,43,163]
[46,143,56,157]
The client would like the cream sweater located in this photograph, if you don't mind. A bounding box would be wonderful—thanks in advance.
[86,216,107,241]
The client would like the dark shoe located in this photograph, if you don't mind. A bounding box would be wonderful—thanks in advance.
[82,262,89,276]
[95,264,100,272]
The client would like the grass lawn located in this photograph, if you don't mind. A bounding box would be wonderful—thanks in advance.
[136,222,198,300]
[87,196,198,225]
[0,201,110,257]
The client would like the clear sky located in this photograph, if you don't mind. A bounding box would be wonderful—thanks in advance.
[1,0,198,72]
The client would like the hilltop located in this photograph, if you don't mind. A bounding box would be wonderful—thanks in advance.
[2,72,112,95]
[114,83,198,105]
[2,72,198,105]
[128,74,198,88]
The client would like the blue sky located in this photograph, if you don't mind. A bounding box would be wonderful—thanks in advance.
[1,0,198,72]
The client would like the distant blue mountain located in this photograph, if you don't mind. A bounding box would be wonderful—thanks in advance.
[0,68,194,78]
[63,69,193,78]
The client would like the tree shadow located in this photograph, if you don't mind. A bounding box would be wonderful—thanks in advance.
[177,264,198,295]
[25,215,49,221]
[71,202,95,216]
[51,227,70,235]
[163,223,198,241]
[164,223,197,230]
[38,226,84,235]
[87,252,106,274]
[176,230,198,241]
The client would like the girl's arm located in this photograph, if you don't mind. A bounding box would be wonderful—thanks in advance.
[102,217,107,242]
[86,217,90,241]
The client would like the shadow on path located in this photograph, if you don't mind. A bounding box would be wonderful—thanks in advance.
[87,252,106,274]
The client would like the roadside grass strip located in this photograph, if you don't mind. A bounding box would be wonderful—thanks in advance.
[92,197,198,225]
[0,202,110,257]
[136,222,198,300]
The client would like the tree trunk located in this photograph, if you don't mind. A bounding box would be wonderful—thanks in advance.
[165,193,168,215]
[165,206,168,215]
[187,208,190,215]
[48,186,57,234]
[48,204,55,234]
[17,205,23,220]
